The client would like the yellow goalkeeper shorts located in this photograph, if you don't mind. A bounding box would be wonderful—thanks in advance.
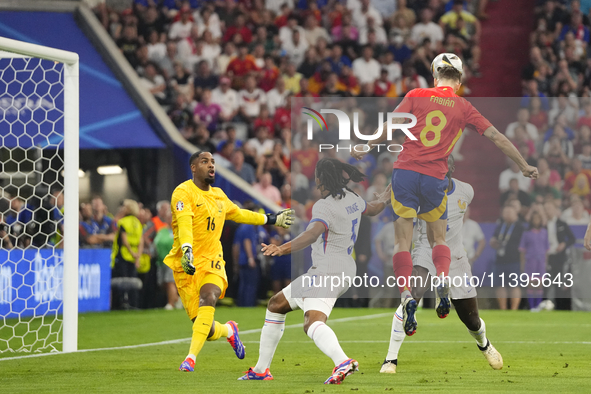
[173,264,227,321]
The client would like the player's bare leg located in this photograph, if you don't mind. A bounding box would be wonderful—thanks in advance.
[180,281,244,372]
[453,298,503,370]
[392,217,418,335]
[426,219,451,319]
[303,310,358,385]
[240,291,292,380]
[382,266,430,373]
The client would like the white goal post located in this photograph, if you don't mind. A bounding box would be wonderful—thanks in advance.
[0,37,79,353]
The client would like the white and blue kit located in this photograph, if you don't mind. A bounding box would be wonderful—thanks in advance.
[283,190,367,316]
[413,178,477,299]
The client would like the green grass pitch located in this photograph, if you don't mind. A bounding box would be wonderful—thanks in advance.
[1,307,590,393]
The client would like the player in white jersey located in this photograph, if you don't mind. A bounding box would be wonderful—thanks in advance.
[381,156,503,373]
[238,158,391,385]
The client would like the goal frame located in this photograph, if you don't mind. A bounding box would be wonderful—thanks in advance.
[0,36,79,353]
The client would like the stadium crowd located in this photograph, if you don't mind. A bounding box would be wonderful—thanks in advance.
[487,0,591,312]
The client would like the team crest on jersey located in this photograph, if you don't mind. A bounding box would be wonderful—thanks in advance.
[216,201,223,213]
[176,201,184,211]
[457,199,467,212]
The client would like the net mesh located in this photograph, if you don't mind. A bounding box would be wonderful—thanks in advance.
[0,55,65,354]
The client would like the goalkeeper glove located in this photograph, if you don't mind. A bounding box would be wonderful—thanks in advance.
[181,244,195,275]
[266,209,295,229]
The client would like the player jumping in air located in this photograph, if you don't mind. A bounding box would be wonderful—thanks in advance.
[352,53,538,336]
[380,155,503,374]
[164,151,294,372]
[238,158,391,384]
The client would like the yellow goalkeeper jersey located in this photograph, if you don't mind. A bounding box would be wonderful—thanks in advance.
[164,180,266,272]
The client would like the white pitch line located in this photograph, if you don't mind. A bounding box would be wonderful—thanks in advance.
[0,312,392,362]
[241,340,591,345]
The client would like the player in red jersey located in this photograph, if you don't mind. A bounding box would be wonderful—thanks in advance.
[353,53,538,336]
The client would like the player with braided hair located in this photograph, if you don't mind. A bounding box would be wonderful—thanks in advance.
[238,158,391,385]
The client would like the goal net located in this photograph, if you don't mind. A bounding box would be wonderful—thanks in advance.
[0,37,78,355]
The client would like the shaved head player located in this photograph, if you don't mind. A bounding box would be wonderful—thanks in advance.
[164,151,294,372]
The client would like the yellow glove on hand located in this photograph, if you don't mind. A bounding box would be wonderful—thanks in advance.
[181,244,195,275]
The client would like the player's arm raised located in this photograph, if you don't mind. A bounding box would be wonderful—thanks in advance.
[225,197,295,228]
[261,221,325,257]
[363,184,392,216]
[483,127,539,179]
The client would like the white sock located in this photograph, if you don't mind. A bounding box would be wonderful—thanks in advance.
[468,318,488,348]
[386,304,406,361]
[186,354,196,362]
[253,310,286,373]
[401,290,412,300]
[307,321,348,366]
[225,323,234,337]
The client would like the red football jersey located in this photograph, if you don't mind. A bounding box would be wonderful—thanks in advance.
[393,86,493,179]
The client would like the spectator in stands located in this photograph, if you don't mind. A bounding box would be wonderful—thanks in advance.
[223,13,252,44]
[256,146,288,189]
[80,196,114,248]
[519,208,549,311]
[117,24,141,68]
[233,211,268,306]
[411,8,444,51]
[169,8,193,41]
[563,157,591,192]
[501,178,532,208]
[192,60,219,100]
[282,62,303,94]
[537,157,562,188]
[140,62,168,105]
[461,207,486,264]
[153,205,177,310]
[266,77,289,115]
[5,197,33,248]
[183,123,216,153]
[193,89,221,133]
[505,108,540,141]
[170,61,194,101]
[216,41,236,75]
[521,79,549,111]
[490,205,525,311]
[0,213,13,249]
[167,93,193,131]
[246,124,274,156]
[548,96,578,128]
[352,45,381,84]
[230,149,257,184]
[253,172,281,205]
[529,96,548,133]
[213,141,234,169]
[210,75,238,122]
[259,55,280,92]
[146,29,166,63]
[562,195,591,224]
[578,142,591,169]
[499,158,533,193]
[226,44,258,90]
[296,48,319,79]
[543,200,575,310]
[156,41,180,79]
[239,76,267,120]
[111,199,144,310]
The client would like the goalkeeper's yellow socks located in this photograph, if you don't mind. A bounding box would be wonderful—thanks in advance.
[187,306,215,361]
[207,321,230,341]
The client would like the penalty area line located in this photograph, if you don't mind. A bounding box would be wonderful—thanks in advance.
[0,312,392,362]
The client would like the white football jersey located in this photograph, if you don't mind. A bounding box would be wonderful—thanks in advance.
[415,178,474,259]
[309,190,367,270]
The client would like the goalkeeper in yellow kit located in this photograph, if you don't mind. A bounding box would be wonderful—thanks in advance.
[164,151,294,372]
